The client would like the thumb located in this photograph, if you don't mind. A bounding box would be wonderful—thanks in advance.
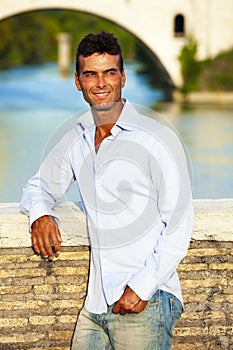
[56,228,63,242]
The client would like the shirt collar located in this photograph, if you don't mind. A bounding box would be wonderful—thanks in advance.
[115,99,142,131]
[76,99,142,134]
[76,110,95,133]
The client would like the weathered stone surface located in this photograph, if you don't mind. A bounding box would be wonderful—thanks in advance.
[0,202,89,248]
[1,200,233,249]
[0,200,233,349]
[193,199,233,241]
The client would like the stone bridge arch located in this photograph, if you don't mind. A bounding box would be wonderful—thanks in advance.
[1,0,233,89]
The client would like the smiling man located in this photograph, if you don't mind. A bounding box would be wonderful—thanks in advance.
[75,53,125,107]
[20,32,194,349]
[74,36,126,153]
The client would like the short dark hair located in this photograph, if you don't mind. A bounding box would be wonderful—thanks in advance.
[75,31,124,75]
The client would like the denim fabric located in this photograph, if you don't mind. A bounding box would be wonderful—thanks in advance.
[71,290,183,350]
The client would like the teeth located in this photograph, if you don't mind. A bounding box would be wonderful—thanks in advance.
[95,92,109,96]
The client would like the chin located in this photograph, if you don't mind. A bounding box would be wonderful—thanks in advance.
[92,101,116,111]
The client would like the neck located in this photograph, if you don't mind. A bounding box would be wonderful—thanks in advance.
[92,100,124,131]
[93,100,124,153]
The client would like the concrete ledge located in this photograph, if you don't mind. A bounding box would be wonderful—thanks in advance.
[0,202,89,248]
[192,199,233,241]
[0,200,232,249]
[173,91,233,104]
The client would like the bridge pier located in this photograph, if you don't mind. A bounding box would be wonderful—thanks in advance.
[57,32,71,78]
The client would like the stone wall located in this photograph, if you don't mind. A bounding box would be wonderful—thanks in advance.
[0,200,232,349]
[0,246,89,350]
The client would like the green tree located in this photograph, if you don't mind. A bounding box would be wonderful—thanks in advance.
[0,10,137,70]
[178,36,201,93]
[197,48,233,91]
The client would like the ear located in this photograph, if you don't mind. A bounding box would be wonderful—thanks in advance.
[75,73,82,91]
[121,69,126,88]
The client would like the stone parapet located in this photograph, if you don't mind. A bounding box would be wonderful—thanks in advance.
[173,91,233,105]
[0,200,232,349]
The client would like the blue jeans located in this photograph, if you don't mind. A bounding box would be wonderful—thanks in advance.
[71,290,183,349]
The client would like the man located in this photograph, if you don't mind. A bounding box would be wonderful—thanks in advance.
[20,31,194,349]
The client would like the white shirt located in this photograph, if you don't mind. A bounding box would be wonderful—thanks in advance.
[20,100,194,314]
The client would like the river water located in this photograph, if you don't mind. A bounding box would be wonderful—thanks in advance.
[0,62,232,202]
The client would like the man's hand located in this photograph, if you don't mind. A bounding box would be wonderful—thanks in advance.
[31,215,62,260]
[112,286,147,315]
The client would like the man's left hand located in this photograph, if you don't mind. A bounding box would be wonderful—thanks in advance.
[112,286,147,315]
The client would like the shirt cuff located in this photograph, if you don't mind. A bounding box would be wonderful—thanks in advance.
[29,203,57,228]
[128,268,158,301]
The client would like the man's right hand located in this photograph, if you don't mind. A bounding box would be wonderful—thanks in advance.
[31,215,62,259]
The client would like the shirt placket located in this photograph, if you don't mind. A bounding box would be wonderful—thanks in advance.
[93,137,115,302]
[81,127,110,311]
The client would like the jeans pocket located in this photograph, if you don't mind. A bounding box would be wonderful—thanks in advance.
[145,290,160,309]
[169,295,183,335]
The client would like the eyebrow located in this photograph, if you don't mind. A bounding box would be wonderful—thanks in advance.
[105,68,119,73]
[82,70,94,74]
[82,68,119,75]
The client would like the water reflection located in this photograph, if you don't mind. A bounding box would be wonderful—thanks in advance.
[0,62,162,202]
[156,103,233,199]
[0,63,232,201]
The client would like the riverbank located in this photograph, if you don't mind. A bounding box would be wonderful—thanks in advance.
[173,91,233,104]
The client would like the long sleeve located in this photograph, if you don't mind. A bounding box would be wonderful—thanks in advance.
[128,127,194,301]
[20,135,75,227]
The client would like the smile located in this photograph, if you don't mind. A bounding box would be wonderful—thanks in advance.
[93,92,110,97]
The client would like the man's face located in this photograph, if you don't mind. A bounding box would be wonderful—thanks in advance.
[75,52,126,110]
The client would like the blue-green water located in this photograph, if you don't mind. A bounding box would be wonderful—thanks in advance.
[0,62,232,201]
[156,103,233,199]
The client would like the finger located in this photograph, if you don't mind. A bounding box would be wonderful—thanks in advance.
[119,308,127,315]
[34,224,55,258]
[56,227,63,242]
[32,228,49,257]
[31,231,40,255]
[132,300,148,314]
[50,227,62,254]
[112,302,121,314]
[36,232,54,258]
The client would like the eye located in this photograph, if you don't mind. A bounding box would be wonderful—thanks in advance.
[106,69,117,76]
[83,71,95,77]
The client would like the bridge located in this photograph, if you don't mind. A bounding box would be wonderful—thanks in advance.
[0,0,233,88]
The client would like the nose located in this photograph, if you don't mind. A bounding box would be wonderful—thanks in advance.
[96,74,106,88]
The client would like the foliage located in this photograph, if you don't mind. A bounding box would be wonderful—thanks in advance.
[178,36,201,93]
[1,11,232,92]
[0,10,137,70]
[196,48,233,91]
[179,36,233,92]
